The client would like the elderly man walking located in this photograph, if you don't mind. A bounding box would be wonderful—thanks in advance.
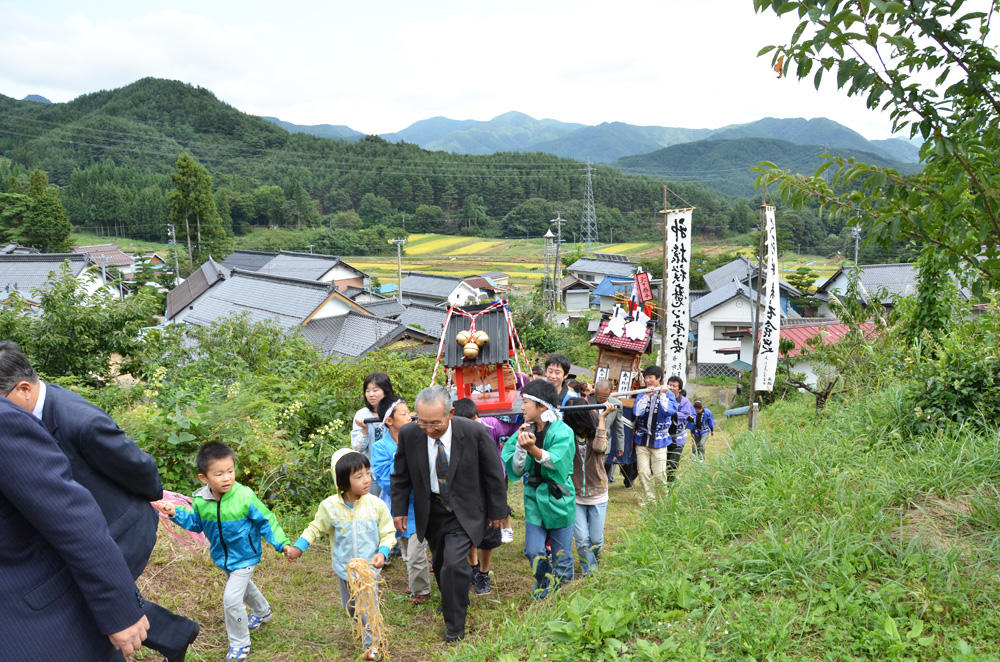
[390,386,508,642]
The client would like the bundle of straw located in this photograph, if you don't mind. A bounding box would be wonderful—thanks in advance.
[345,557,389,659]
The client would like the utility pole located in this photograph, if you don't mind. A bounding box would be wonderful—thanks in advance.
[550,215,565,311]
[167,224,180,286]
[852,225,861,265]
[306,244,314,254]
[391,239,406,304]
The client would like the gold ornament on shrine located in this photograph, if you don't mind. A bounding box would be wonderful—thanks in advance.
[463,342,480,359]
[455,330,471,346]
[472,330,489,347]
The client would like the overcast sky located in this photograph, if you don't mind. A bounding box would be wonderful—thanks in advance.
[1,0,900,139]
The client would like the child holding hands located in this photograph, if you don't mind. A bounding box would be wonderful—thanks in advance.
[285,448,395,660]
[154,442,291,661]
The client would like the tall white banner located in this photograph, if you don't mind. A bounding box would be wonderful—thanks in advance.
[755,206,780,391]
[665,208,693,380]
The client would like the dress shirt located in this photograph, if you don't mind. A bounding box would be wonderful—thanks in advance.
[31,381,47,420]
[427,422,453,494]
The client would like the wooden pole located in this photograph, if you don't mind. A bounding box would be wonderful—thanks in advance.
[748,192,767,431]
[659,186,668,370]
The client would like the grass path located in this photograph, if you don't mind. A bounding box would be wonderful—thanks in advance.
[133,399,736,661]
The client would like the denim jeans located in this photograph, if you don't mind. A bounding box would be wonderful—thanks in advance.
[574,502,608,576]
[523,521,574,587]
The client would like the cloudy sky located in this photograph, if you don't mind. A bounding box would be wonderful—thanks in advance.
[0,0,899,139]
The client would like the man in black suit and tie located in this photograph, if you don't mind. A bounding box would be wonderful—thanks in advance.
[391,385,508,642]
[0,341,199,661]
[0,396,150,660]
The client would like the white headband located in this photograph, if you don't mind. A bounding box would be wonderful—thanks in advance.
[382,399,403,424]
[523,394,561,422]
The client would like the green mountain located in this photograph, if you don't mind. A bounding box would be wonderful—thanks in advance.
[614,137,918,197]
[382,111,584,154]
[870,137,921,162]
[22,94,51,104]
[260,116,363,141]
[531,122,712,163]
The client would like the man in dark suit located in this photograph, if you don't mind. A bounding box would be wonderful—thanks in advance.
[391,385,508,642]
[0,396,150,660]
[0,341,199,661]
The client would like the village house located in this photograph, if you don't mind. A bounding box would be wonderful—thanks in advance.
[0,252,120,306]
[221,250,368,292]
[565,253,637,284]
[399,272,481,307]
[164,266,436,359]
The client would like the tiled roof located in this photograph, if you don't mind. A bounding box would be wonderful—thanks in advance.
[221,250,277,272]
[703,256,755,291]
[1,243,39,255]
[567,256,637,279]
[301,312,407,358]
[558,275,594,292]
[463,276,496,291]
[780,321,876,357]
[397,303,450,338]
[400,272,463,300]
[0,253,88,300]
[362,298,406,319]
[165,257,230,320]
[590,318,653,353]
[72,244,134,268]
[182,270,334,329]
[479,271,509,279]
[256,251,345,282]
[690,280,794,319]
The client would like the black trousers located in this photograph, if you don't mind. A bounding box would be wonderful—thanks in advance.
[425,498,474,639]
[110,592,199,661]
[665,443,683,483]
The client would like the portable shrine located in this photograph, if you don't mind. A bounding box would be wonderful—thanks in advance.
[590,309,655,394]
[431,300,527,414]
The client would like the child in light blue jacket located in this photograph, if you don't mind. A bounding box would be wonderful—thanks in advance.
[285,448,395,660]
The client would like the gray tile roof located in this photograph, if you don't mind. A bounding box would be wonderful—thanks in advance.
[182,270,334,329]
[703,256,755,291]
[1,243,39,255]
[0,253,88,300]
[301,312,407,358]
[255,251,344,281]
[221,250,277,272]
[567,256,637,279]
[702,256,801,296]
[690,280,791,319]
[165,257,230,320]
[362,298,406,319]
[397,303,450,338]
[400,272,463,300]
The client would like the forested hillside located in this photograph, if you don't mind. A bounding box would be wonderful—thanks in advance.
[0,77,890,259]
[614,136,917,197]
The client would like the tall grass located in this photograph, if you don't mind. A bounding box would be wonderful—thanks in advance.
[446,389,1000,660]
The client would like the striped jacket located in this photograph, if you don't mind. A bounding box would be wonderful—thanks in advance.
[171,482,289,572]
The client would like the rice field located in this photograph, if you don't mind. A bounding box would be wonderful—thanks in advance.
[598,242,647,253]
[404,236,472,255]
[447,240,500,255]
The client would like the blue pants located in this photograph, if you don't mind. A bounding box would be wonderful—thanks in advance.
[524,521,574,587]
[574,502,608,576]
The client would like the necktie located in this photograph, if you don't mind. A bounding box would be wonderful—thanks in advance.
[435,439,451,511]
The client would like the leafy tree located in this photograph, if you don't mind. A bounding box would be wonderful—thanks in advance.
[358,193,393,226]
[0,267,158,383]
[2,170,73,251]
[754,0,1000,306]
[328,209,362,230]
[411,204,444,232]
[168,153,232,269]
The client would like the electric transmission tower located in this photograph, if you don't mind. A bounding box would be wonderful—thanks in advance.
[581,162,599,253]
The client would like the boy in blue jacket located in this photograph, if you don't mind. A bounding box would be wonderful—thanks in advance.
[154,442,291,661]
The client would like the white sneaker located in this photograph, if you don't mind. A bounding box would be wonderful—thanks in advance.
[501,527,514,543]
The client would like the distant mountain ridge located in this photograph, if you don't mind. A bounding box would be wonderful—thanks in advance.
[22,94,51,103]
[267,111,921,165]
[614,137,920,197]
